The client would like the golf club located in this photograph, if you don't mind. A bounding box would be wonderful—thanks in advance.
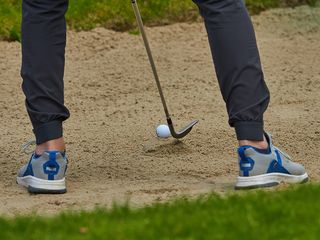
[131,0,198,139]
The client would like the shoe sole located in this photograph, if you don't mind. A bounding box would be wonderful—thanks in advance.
[235,172,309,190]
[17,176,66,194]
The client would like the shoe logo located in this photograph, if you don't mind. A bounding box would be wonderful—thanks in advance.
[266,150,291,174]
[43,153,60,181]
[43,161,60,175]
[267,160,290,174]
[45,166,58,172]
[272,161,278,168]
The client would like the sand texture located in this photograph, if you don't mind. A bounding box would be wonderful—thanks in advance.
[0,6,319,215]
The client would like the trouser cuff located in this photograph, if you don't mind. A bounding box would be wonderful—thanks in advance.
[33,121,63,145]
[234,121,264,141]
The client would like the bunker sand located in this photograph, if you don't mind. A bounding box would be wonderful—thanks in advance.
[0,6,319,215]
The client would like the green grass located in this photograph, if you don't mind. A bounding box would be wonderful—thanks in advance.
[0,0,319,41]
[246,0,319,13]
[0,0,21,41]
[1,184,320,240]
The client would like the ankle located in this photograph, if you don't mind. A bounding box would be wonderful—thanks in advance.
[239,136,269,150]
[35,137,66,155]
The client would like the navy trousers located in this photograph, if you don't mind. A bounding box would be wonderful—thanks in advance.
[21,0,269,144]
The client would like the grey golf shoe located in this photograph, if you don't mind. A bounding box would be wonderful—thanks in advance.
[235,132,308,190]
[17,150,67,194]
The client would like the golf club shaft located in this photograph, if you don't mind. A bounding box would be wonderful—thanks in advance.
[131,0,171,119]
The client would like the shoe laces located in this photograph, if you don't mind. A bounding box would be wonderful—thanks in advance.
[21,139,36,155]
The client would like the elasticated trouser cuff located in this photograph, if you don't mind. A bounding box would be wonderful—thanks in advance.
[33,121,63,145]
[234,121,264,141]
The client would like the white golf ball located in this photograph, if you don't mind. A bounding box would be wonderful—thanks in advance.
[156,124,171,138]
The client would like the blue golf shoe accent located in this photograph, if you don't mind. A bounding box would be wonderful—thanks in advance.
[43,151,60,180]
[238,147,255,177]
[17,150,67,194]
[267,160,290,174]
[235,132,308,190]
[23,156,34,177]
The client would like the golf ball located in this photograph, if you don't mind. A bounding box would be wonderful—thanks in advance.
[156,124,171,138]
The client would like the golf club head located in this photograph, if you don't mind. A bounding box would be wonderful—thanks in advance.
[167,118,199,139]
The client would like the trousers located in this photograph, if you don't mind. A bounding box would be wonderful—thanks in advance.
[21,0,269,144]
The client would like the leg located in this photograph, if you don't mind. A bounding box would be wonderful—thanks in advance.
[193,0,308,189]
[193,0,270,146]
[21,0,70,153]
[18,0,69,193]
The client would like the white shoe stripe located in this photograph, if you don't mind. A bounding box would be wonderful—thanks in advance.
[235,172,308,188]
[17,176,66,190]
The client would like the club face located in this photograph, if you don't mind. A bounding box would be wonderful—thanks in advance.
[167,119,199,139]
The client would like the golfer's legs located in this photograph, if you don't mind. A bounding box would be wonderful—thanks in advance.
[193,0,270,141]
[21,0,70,144]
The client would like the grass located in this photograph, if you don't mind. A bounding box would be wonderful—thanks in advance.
[246,0,319,12]
[0,184,320,239]
[0,0,319,41]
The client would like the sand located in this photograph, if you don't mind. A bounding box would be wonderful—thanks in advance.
[0,6,319,215]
